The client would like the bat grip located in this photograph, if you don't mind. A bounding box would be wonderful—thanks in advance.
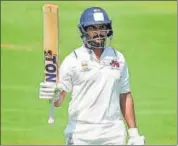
[48,90,60,124]
[48,103,55,124]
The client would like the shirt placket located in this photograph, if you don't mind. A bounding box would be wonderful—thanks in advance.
[89,51,104,69]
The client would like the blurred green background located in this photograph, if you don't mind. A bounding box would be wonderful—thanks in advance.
[1,1,177,145]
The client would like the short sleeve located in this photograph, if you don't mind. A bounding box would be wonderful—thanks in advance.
[58,55,75,93]
[120,61,131,94]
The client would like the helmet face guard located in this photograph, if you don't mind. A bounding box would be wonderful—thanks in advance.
[78,7,113,49]
[79,24,113,49]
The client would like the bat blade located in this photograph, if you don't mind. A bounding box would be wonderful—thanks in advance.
[42,4,59,124]
[43,4,59,84]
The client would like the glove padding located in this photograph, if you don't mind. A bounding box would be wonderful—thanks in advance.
[128,136,145,145]
[128,128,145,145]
[39,82,61,100]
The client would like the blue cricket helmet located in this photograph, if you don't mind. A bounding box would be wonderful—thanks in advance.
[78,7,113,49]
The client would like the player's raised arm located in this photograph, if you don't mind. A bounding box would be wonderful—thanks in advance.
[39,53,76,106]
[39,82,67,106]
[54,90,67,107]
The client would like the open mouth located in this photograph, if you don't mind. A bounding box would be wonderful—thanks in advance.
[96,38,104,40]
[95,37,105,42]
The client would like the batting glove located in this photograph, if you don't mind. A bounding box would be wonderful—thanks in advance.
[127,128,145,145]
[39,82,61,100]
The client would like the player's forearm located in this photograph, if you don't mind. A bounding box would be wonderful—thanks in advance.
[120,92,137,128]
[54,91,67,107]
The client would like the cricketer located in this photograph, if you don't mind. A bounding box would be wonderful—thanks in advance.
[40,6,145,145]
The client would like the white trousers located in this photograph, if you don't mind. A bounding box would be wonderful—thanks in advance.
[65,120,127,145]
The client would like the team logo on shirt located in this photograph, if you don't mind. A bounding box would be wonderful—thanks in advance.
[81,60,91,71]
[110,60,120,69]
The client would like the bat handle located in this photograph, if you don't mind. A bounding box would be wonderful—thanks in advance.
[48,100,55,124]
[47,88,60,124]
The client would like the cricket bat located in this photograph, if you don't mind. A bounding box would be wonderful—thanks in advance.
[42,4,59,124]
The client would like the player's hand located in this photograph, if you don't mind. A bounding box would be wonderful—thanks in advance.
[39,82,61,100]
[127,128,145,145]
[128,136,145,145]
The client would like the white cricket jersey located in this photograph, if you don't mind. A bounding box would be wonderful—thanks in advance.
[58,45,131,135]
